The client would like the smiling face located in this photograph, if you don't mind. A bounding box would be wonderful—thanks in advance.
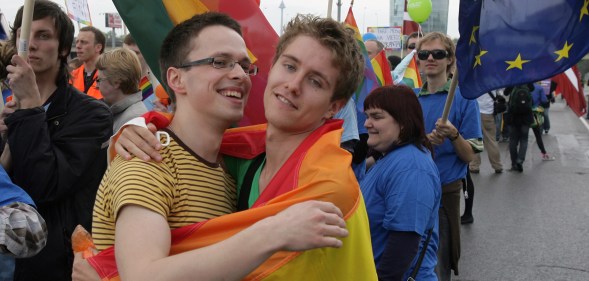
[264,35,343,135]
[418,38,453,79]
[364,107,401,153]
[167,25,251,126]
[17,16,63,78]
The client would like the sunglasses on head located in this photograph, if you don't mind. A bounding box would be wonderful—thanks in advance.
[417,49,449,60]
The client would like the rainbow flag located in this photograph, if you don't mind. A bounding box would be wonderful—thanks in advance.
[139,76,153,101]
[343,7,379,134]
[112,0,277,126]
[371,50,393,86]
[88,120,378,280]
[404,52,422,88]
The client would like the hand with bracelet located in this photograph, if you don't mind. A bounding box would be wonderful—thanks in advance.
[434,118,460,142]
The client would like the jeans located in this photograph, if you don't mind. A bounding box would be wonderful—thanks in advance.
[0,255,15,281]
[509,124,530,166]
[542,107,550,132]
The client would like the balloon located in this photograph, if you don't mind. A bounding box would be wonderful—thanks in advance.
[362,33,377,42]
[407,0,432,24]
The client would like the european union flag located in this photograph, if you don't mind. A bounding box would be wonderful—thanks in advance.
[456,0,589,99]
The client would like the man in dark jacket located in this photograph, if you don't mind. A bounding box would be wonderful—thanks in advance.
[0,1,112,280]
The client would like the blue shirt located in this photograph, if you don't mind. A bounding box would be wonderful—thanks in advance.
[0,166,35,207]
[334,98,359,143]
[416,84,482,184]
[531,84,548,107]
[361,144,441,281]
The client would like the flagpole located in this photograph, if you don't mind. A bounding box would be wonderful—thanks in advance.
[17,0,34,60]
[327,0,333,19]
[441,70,459,122]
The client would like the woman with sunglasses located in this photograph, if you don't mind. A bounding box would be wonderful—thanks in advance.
[415,32,482,281]
[361,85,441,281]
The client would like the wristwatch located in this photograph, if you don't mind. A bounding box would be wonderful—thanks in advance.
[449,131,460,141]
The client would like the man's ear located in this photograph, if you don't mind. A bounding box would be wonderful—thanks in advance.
[166,67,185,95]
[95,44,103,55]
[324,99,347,119]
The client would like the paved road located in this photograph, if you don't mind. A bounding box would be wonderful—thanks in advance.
[456,100,589,281]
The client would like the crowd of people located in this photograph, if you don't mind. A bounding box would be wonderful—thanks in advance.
[0,1,574,281]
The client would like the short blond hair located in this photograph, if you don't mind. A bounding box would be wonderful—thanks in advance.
[96,48,142,94]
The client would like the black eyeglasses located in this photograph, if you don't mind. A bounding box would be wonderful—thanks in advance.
[176,56,258,76]
[407,43,416,50]
[417,49,449,60]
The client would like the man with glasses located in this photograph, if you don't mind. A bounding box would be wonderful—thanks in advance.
[74,12,352,281]
[405,32,420,51]
[414,32,482,281]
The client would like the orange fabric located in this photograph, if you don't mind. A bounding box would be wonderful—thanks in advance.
[154,84,170,106]
[88,120,377,280]
[71,65,102,99]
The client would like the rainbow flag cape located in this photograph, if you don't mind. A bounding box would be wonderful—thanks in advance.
[343,7,379,134]
[88,119,377,280]
[371,50,393,86]
[112,0,277,126]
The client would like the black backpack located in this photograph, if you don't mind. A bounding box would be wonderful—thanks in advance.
[488,92,507,115]
[508,85,532,114]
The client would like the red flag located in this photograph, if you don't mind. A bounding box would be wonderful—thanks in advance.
[403,0,419,35]
[552,66,587,117]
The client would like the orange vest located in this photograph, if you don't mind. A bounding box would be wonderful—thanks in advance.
[71,65,102,99]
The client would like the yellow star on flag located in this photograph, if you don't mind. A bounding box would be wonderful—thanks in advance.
[473,49,488,68]
[581,0,589,22]
[554,41,573,62]
[469,26,479,45]
[505,54,530,71]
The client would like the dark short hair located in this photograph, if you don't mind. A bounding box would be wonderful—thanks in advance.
[274,15,364,102]
[123,34,136,46]
[364,85,433,155]
[387,55,401,70]
[79,26,106,54]
[10,0,74,83]
[159,12,242,106]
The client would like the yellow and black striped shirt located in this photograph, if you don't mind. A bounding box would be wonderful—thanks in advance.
[92,130,237,250]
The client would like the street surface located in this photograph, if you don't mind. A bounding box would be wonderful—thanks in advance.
[457,99,589,281]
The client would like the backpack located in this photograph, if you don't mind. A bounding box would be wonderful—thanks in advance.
[508,85,532,114]
[488,92,507,115]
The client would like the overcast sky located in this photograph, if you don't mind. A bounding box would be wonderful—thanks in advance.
[1,0,461,38]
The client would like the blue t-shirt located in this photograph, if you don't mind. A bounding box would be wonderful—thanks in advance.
[360,144,441,281]
[531,84,548,107]
[0,165,35,207]
[334,98,359,143]
[417,86,481,184]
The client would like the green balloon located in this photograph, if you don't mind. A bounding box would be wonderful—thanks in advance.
[407,0,432,24]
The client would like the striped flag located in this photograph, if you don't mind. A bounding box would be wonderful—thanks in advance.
[343,7,379,134]
[112,0,277,126]
[403,0,419,35]
[403,51,422,88]
[371,50,393,86]
[553,66,587,117]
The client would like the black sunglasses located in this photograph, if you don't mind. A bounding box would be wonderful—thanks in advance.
[417,49,449,60]
[407,43,416,50]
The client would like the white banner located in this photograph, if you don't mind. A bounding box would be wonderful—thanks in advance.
[367,26,402,51]
[66,0,92,25]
